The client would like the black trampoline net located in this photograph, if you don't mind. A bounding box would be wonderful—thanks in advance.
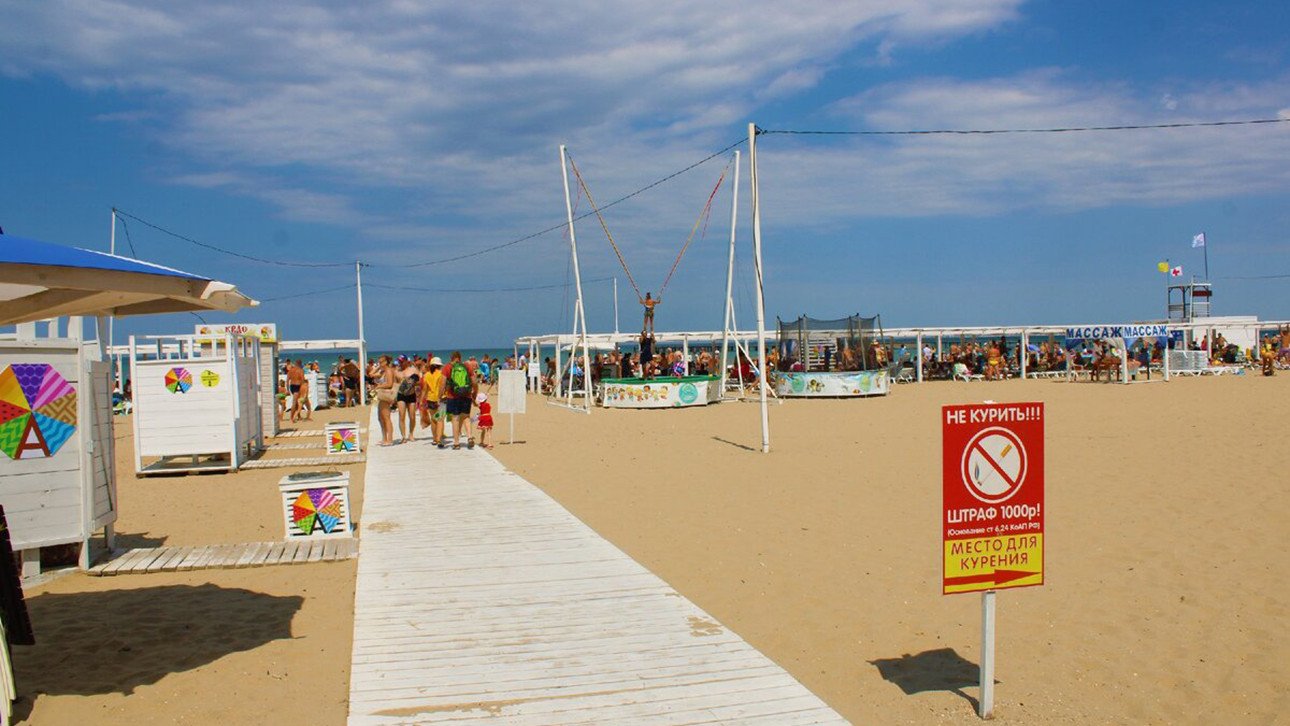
[775,314,884,371]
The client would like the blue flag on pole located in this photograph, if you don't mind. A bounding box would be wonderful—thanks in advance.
[1192,232,1206,248]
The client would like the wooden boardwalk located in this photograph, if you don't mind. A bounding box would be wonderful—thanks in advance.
[348,422,846,724]
[273,426,369,439]
[242,454,366,469]
[88,537,357,576]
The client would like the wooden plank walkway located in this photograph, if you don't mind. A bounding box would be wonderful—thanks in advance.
[267,441,332,450]
[348,417,845,725]
[242,454,366,469]
[87,538,357,576]
[273,426,369,439]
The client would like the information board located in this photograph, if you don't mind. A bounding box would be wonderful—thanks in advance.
[497,369,527,415]
[942,402,1045,595]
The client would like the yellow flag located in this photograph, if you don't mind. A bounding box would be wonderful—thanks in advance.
[1157,261,1169,273]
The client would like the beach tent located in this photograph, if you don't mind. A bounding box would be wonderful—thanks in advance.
[0,234,255,324]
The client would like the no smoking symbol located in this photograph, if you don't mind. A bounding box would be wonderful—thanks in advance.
[960,426,1028,504]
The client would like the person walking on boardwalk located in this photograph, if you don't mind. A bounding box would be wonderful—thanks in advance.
[394,357,420,443]
[639,292,661,335]
[286,359,307,423]
[373,355,397,446]
[296,360,313,421]
[422,357,445,445]
[439,351,476,450]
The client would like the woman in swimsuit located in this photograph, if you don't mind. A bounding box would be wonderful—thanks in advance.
[374,356,397,446]
[395,357,421,443]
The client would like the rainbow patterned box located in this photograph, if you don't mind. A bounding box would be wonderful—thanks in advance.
[278,471,353,539]
[324,421,362,455]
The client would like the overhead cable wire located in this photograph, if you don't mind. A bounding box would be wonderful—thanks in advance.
[114,208,355,268]
[566,153,643,299]
[366,276,613,294]
[1219,273,1290,280]
[260,283,358,302]
[660,157,732,294]
[403,136,746,269]
[756,117,1290,137]
[115,212,140,258]
[113,138,746,273]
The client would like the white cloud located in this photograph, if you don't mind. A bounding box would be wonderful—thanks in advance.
[8,0,1289,290]
[757,70,1290,221]
[0,0,1022,234]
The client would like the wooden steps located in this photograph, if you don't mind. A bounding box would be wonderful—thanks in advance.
[87,538,357,576]
[272,427,369,439]
[242,454,365,469]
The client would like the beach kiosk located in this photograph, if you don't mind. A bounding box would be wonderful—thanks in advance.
[130,331,263,474]
[771,314,891,398]
[0,318,117,574]
[197,323,280,435]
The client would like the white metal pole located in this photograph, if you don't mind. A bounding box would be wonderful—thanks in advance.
[916,331,924,382]
[1120,337,1129,384]
[559,146,592,414]
[748,123,770,453]
[1021,330,1029,379]
[108,208,117,380]
[1164,334,1171,381]
[720,150,741,395]
[554,341,562,397]
[980,590,996,719]
[356,261,368,405]
[613,277,619,335]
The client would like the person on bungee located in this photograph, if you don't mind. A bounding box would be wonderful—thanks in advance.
[640,292,661,335]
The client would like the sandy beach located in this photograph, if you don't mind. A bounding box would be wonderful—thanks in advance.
[7,373,1289,724]
[13,405,367,725]
[493,374,1290,724]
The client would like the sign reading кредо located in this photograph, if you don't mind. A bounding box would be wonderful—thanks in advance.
[195,323,278,343]
[942,402,1045,595]
[1064,324,1167,340]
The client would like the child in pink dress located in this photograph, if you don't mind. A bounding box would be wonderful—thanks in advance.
[475,392,494,449]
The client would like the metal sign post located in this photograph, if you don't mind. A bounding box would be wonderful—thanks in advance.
[980,589,996,718]
[942,401,1045,719]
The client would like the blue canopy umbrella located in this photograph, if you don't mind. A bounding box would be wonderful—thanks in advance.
[0,235,257,326]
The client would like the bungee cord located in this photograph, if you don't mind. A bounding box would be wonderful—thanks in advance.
[566,151,734,301]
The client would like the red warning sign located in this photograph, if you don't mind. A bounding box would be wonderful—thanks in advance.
[943,402,1044,595]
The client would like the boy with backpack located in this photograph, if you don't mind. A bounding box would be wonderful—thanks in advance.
[439,351,476,450]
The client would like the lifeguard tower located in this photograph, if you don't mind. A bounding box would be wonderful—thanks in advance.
[1167,279,1212,323]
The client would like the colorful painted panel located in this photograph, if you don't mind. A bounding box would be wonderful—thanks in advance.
[0,363,77,459]
[292,488,344,535]
[324,421,362,455]
[601,377,720,409]
[165,367,193,394]
[279,472,353,539]
[772,371,890,398]
[329,427,357,454]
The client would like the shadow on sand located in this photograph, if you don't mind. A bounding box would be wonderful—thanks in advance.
[11,583,302,717]
[108,531,168,551]
[869,647,994,710]
[710,436,758,452]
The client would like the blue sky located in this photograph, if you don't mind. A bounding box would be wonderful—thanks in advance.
[2,1,1288,349]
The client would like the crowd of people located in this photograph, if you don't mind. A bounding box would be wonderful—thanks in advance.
[366,351,500,450]
[272,324,1290,429]
[535,334,761,395]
